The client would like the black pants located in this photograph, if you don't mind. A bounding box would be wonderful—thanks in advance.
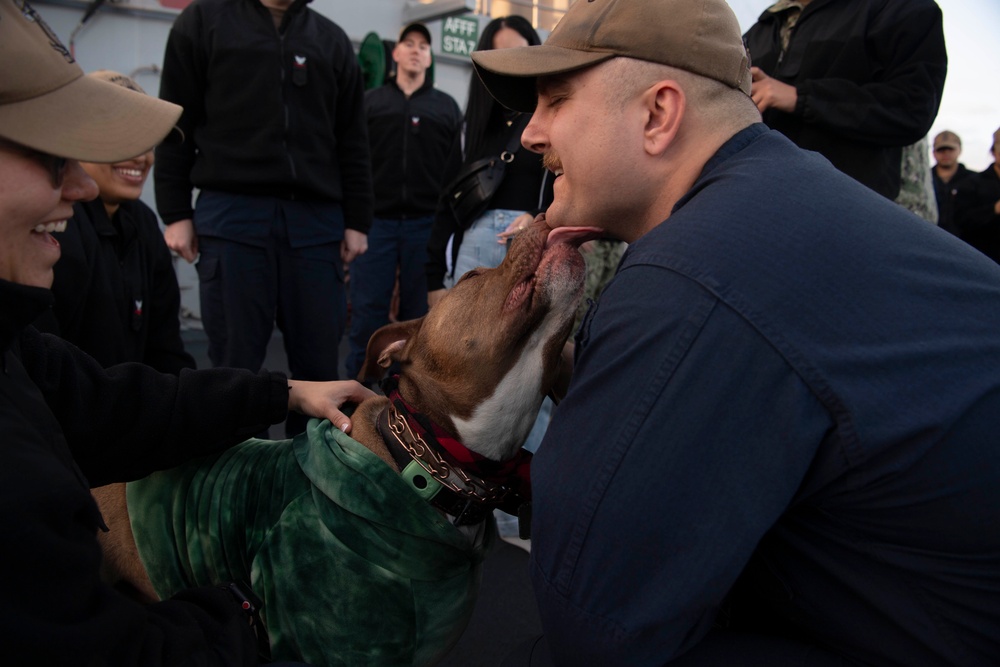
[194,193,347,437]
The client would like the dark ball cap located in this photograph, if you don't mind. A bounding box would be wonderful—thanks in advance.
[399,22,431,46]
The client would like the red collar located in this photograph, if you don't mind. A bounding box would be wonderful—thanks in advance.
[388,386,532,492]
[378,376,532,522]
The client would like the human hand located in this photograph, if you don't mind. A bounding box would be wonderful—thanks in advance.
[286,379,376,433]
[750,67,798,114]
[341,229,368,264]
[427,288,448,310]
[496,212,536,244]
[164,218,198,263]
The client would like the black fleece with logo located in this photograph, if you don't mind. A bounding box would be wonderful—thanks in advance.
[365,78,462,219]
[34,198,196,375]
[155,0,373,234]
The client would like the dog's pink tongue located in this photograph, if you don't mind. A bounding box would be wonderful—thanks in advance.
[545,226,604,249]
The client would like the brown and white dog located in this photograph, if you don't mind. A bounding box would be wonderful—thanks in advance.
[96,218,600,665]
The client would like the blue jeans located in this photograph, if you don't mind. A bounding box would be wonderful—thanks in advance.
[450,208,524,283]
[346,215,433,379]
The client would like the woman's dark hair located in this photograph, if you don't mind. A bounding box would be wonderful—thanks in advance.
[462,15,541,164]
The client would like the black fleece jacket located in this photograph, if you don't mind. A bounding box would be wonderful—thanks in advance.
[932,162,975,235]
[365,78,462,218]
[954,164,1000,264]
[1,278,288,665]
[154,0,373,234]
[35,198,196,374]
[743,0,946,200]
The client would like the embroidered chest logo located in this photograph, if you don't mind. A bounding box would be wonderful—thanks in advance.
[291,54,308,86]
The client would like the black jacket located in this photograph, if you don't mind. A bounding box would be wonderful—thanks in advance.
[743,0,946,199]
[931,163,975,235]
[954,164,1000,264]
[35,198,195,374]
[365,79,462,218]
[155,0,373,234]
[1,278,288,665]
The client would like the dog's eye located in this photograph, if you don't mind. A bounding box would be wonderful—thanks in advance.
[456,269,481,284]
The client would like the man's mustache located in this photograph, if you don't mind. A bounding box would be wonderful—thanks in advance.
[542,153,562,173]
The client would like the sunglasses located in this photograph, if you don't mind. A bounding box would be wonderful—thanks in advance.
[0,139,69,188]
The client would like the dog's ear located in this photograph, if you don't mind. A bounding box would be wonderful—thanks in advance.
[357,318,425,384]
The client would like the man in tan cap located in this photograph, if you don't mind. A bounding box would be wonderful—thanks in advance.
[472,1,1000,665]
[0,2,373,664]
[931,130,975,234]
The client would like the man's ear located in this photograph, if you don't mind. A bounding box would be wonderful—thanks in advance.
[643,80,685,156]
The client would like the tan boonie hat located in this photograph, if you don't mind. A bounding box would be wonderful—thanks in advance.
[471,0,752,113]
[0,0,182,162]
[933,131,961,150]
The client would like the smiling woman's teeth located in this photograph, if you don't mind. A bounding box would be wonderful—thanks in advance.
[116,168,143,178]
[33,221,67,234]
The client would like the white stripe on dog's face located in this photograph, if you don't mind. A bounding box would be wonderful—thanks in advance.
[451,321,559,461]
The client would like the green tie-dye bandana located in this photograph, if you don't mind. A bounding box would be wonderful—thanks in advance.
[128,418,494,666]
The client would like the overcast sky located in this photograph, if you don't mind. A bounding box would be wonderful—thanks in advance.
[728,0,1000,171]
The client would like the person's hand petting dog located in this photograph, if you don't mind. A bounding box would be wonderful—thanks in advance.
[286,380,376,433]
[496,211,537,244]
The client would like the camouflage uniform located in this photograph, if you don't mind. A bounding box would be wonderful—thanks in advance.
[574,239,627,332]
[895,135,939,223]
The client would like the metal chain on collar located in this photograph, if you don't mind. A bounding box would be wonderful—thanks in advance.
[384,403,507,505]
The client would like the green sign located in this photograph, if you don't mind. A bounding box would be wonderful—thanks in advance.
[441,16,479,57]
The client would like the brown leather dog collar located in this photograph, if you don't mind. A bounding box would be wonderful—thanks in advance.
[376,380,531,527]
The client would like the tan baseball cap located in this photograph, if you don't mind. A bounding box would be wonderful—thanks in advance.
[88,69,148,95]
[471,0,752,112]
[0,0,182,162]
[933,131,961,150]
